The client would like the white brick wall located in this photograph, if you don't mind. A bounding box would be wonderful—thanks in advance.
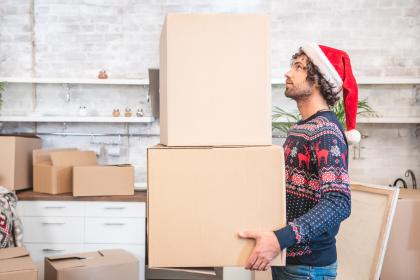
[0,0,419,186]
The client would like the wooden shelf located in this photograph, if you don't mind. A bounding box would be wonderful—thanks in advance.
[0,77,148,85]
[0,116,155,123]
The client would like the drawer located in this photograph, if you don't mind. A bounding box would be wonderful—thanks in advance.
[21,217,84,243]
[84,244,145,280]
[85,217,145,244]
[17,201,85,217]
[85,202,146,218]
[25,243,84,280]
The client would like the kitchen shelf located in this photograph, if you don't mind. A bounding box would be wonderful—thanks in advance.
[3,76,419,86]
[271,77,420,85]
[0,116,155,123]
[0,77,148,85]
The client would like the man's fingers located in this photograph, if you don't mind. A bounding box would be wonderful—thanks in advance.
[238,231,259,239]
[257,260,267,271]
[252,258,264,271]
[262,262,270,271]
[245,252,257,270]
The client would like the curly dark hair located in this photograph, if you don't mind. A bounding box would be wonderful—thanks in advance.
[292,48,341,107]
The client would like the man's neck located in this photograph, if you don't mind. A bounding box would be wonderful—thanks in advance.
[297,91,329,120]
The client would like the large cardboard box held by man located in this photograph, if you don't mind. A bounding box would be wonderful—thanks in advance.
[381,189,420,280]
[44,249,138,280]
[147,145,286,267]
[33,149,97,194]
[159,13,272,146]
[0,135,41,191]
[0,247,37,280]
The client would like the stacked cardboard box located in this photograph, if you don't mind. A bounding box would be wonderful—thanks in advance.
[0,135,41,191]
[148,13,286,269]
[33,148,134,196]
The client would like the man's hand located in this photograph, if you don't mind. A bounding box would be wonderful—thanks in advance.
[238,231,281,271]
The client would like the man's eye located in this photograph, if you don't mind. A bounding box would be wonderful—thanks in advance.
[297,65,302,70]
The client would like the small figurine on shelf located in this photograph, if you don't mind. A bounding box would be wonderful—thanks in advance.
[136,108,144,117]
[79,106,88,116]
[112,108,120,117]
[98,70,108,79]
[124,108,132,117]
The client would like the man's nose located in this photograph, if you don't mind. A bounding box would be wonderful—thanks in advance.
[284,69,292,79]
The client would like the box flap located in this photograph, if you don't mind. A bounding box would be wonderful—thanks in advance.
[0,247,29,261]
[50,151,97,166]
[0,133,40,139]
[33,148,78,165]
[46,250,137,270]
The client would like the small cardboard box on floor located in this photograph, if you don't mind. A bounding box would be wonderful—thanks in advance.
[44,249,138,280]
[0,247,37,280]
[0,134,41,191]
[160,13,272,146]
[147,145,286,268]
[381,188,420,280]
[33,148,134,196]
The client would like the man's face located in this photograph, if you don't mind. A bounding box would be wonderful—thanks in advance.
[284,54,312,101]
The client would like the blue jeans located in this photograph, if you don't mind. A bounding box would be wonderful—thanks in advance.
[271,262,337,280]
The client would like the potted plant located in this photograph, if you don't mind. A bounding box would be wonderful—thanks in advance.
[0,81,6,112]
[272,98,376,137]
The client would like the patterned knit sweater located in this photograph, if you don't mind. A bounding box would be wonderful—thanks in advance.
[274,110,351,266]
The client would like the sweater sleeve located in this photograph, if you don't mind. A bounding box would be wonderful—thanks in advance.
[275,125,351,248]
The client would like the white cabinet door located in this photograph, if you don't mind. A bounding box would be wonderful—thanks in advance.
[21,217,84,243]
[17,201,85,217]
[85,217,145,244]
[85,202,146,218]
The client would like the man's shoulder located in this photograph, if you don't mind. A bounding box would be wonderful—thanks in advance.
[310,115,346,142]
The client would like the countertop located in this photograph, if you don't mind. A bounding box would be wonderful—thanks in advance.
[16,189,147,202]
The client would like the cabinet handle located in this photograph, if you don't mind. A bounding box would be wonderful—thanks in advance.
[44,206,66,209]
[42,248,65,252]
[104,222,126,226]
[42,222,65,225]
[104,207,126,210]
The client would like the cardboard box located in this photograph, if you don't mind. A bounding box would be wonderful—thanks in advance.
[146,266,222,280]
[147,145,286,267]
[159,13,272,146]
[0,135,41,191]
[44,249,138,280]
[0,247,37,280]
[381,189,420,280]
[33,149,97,194]
[73,164,134,196]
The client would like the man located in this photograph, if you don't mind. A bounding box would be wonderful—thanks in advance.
[239,43,361,279]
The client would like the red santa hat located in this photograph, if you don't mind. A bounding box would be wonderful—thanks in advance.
[302,43,361,144]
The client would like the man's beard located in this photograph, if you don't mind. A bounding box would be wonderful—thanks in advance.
[284,85,312,101]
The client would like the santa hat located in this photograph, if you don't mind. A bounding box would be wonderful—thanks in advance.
[302,43,361,145]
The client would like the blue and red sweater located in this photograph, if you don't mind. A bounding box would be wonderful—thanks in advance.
[274,110,351,266]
